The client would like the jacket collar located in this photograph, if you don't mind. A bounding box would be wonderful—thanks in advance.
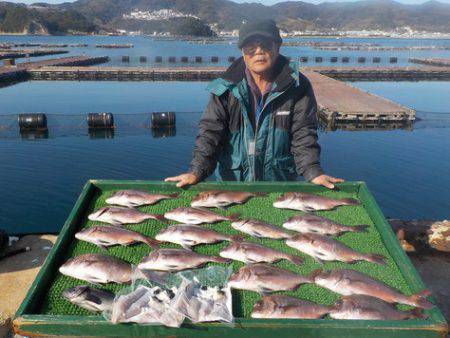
[208,54,299,96]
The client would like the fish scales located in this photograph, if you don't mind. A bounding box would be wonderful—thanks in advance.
[164,207,239,225]
[88,207,165,226]
[231,219,292,239]
[106,189,178,208]
[273,192,359,212]
[191,190,266,209]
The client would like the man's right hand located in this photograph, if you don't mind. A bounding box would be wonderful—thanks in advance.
[164,173,200,188]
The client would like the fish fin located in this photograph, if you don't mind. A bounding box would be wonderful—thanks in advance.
[181,244,193,250]
[341,198,359,206]
[287,255,303,266]
[169,193,179,198]
[313,257,324,265]
[212,256,231,264]
[309,269,323,280]
[410,308,428,320]
[367,253,386,265]
[217,205,228,211]
[353,224,369,232]
[143,238,159,250]
[228,213,241,221]
[96,244,108,251]
[109,220,123,226]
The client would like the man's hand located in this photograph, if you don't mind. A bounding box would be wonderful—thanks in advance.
[311,174,344,189]
[164,173,200,188]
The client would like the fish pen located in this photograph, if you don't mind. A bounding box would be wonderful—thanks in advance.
[13,181,448,337]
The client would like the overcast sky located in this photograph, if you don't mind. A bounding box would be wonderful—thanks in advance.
[7,0,450,5]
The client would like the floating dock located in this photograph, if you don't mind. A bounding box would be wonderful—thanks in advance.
[302,70,415,123]
[0,49,68,60]
[409,58,450,68]
[28,65,415,123]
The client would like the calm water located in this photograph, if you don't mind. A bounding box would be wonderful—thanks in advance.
[1,35,450,67]
[0,79,449,234]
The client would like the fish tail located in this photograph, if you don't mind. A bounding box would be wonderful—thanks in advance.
[169,193,179,198]
[342,198,359,205]
[308,268,323,281]
[228,213,241,221]
[352,224,369,232]
[287,254,303,266]
[230,234,245,242]
[411,290,434,309]
[253,192,267,197]
[367,253,386,265]
[143,237,159,250]
[409,308,428,320]
[212,256,232,264]
[152,214,168,223]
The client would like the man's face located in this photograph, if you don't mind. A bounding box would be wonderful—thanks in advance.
[241,36,280,75]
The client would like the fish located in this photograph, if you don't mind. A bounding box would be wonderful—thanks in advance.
[106,190,179,208]
[228,264,311,293]
[231,219,292,239]
[88,207,166,226]
[312,269,434,309]
[283,214,368,236]
[138,248,231,272]
[220,241,303,265]
[155,225,240,249]
[273,192,359,212]
[62,285,114,313]
[75,226,159,250]
[191,190,266,209]
[251,295,332,319]
[285,233,385,265]
[59,253,132,284]
[164,207,239,225]
[330,295,426,320]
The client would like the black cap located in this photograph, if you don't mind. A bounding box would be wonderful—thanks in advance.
[238,19,282,49]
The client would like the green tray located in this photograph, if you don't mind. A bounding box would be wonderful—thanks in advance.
[14,180,448,337]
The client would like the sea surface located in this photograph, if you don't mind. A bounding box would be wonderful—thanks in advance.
[0,35,449,234]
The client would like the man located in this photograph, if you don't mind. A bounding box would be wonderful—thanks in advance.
[166,19,343,189]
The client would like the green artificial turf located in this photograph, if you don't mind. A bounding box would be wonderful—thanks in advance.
[39,187,415,318]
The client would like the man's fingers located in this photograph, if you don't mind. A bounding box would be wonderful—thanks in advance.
[176,181,186,188]
[165,176,181,182]
[323,181,335,189]
[329,177,345,183]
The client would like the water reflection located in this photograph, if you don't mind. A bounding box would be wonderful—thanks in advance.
[322,121,414,132]
[88,128,115,139]
[20,129,49,140]
[151,126,176,138]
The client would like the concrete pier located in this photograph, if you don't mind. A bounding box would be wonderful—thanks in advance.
[409,58,450,67]
[0,49,68,60]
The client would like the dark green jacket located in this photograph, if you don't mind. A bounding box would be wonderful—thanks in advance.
[189,55,323,182]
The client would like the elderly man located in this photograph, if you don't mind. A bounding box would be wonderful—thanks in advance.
[166,19,343,189]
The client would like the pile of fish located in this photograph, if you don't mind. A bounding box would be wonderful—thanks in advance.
[58,188,434,325]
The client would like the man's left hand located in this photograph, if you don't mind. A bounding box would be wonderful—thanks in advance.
[311,174,344,189]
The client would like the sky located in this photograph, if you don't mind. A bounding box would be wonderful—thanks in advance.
[6,0,450,5]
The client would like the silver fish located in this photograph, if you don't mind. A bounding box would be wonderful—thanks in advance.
[138,248,230,272]
[285,233,385,265]
[220,241,303,265]
[251,295,331,319]
[62,285,114,312]
[106,190,179,208]
[75,226,158,249]
[88,207,166,226]
[155,225,240,249]
[164,207,239,225]
[283,214,367,236]
[59,253,132,284]
[228,264,311,293]
[273,192,359,212]
[191,190,266,209]
[330,295,426,320]
[312,269,434,309]
[231,219,292,239]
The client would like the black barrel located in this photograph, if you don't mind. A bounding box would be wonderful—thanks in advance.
[330,57,338,63]
[300,56,308,63]
[139,56,147,63]
[211,56,219,63]
[373,57,381,63]
[181,56,189,63]
[155,56,163,63]
[18,113,47,130]
[122,56,130,63]
[315,57,323,63]
[168,56,176,63]
[390,57,398,63]
[151,112,176,128]
[228,56,236,63]
[87,113,114,129]
[195,56,202,63]
[342,57,350,63]
[357,57,366,63]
